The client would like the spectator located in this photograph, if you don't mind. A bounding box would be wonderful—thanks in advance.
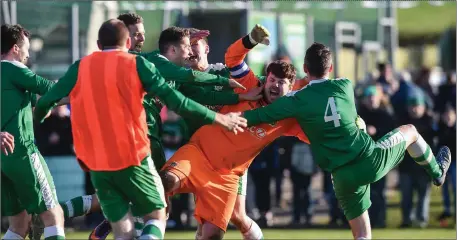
[34,105,73,156]
[249,141,278,227]
[398,93,435,228]
[289,139,317,226]
[435,71,456,114]
[376,62,399,96]
[275,136,294,209]
[414,67,435,98]
[437,105,456,224]
[358,85,396,228]
[323,171,348,228]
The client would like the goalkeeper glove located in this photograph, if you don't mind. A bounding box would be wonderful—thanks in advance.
[356,115,367,133]
[249,24,270,46]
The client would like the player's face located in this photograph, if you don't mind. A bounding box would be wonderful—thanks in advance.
[173,37,192,67]
[128,23,145,52]
[13,35,30,64]
[189,40,208,69]
[442,109,456,127]
[408,105,425,119]
[363,95,380,110]
[264,72,293,103]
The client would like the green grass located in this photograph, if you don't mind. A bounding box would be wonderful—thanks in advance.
[63,228,455,239]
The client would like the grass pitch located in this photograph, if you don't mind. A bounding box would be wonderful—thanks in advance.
[64,228,455,239]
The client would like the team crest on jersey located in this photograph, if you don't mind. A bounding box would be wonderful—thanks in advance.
[214,85,223,91]
[248,126,266,139]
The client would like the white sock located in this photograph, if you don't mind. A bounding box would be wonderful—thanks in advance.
[407,135,427,158]
[138,219,165,240]
[3,230,23,240]
[82,195,93,214]
[44,226,65,239]
[242,220,263,240]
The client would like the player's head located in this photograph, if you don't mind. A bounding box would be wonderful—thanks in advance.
[158,26,192,67]
[187,28,209,70]
[1,24,31,64]
[407,93,426,119]
[264,60,296,103]
[304,42,333,79]
[117,13,145,52]
[362,85,382,110]
[97,19,131,51]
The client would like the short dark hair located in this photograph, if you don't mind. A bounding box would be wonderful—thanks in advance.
[188,28,208,45]
[98,19,129,49]
[266,60,297,84]
[158,26,190,54]
[117,13,143,28]
[1,24,30,54]
[304,42,332,78]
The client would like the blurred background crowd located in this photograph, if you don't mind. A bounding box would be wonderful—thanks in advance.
[1,0,455,232]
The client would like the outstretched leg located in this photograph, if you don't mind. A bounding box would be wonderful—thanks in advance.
[399,124,450,185]
[334,124,451,239]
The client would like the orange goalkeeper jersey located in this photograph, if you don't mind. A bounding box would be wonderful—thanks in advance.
[189,36,309,176]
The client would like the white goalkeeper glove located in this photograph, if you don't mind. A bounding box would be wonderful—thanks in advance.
[356,115,367,133]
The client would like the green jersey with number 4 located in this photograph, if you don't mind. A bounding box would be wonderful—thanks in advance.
[244,78,374,172]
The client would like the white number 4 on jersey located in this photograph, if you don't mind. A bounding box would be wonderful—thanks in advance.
[324,97,341,127]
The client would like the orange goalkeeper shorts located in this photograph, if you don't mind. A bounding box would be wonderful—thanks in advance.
[161,143,239,231]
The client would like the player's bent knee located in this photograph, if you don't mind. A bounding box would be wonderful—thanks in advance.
[399,124,419,144]
[159,171,180,193]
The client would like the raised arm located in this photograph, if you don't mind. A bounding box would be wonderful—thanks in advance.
[34,61,80,122]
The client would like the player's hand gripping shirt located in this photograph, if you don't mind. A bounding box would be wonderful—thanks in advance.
[1,60,54,151]
[243,78,374,172]
[189,36,309,175]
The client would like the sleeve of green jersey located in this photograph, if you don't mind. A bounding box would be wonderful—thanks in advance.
[12,65,55,95]
[145,52,231,86]
[136,56,216,125]
[178,84,239,105]
[34,61,80,123]
[244,92,302,126]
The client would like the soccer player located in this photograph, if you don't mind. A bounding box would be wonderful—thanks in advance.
[159,27,310,240]
[240,42,452,239]
[184,27,264,240]
[33,19,247,239]
[1,24,66,240]
[1,131,15,155]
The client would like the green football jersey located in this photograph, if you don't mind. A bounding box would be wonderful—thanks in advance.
[243,78,374,172]
[1,60,54,151]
